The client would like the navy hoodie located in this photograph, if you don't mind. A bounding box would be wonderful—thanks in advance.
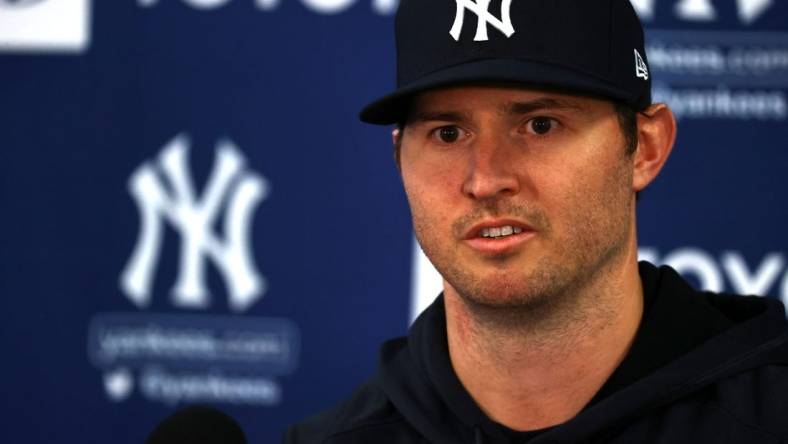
[286,263,788,443]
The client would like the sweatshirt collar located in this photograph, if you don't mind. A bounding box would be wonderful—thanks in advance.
[403,262,786,443]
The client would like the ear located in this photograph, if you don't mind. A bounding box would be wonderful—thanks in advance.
[632,103,676,192]
[392,127,401,146]
[392,127,403,170]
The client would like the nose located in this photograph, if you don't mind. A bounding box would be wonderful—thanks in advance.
[461,135,521,200]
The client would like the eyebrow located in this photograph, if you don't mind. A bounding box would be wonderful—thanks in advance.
[503,98,584,115]
[407,97,584,125]
[407,110,471,125]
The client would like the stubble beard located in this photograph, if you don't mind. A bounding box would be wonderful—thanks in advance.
[411,169,633,331]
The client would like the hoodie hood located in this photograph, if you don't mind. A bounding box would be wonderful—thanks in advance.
[378,263,788,444]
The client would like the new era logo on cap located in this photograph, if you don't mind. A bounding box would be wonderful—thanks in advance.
[635,49,649,80]
[449,0,515,42]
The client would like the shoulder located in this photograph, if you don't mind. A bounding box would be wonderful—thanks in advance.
[710,362,788,437]
[284,377,416,444]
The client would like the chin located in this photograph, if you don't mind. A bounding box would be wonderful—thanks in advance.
[452,274,554,310]
[447,257,575,311]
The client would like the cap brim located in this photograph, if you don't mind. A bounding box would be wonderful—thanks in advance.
[359,58,644,125]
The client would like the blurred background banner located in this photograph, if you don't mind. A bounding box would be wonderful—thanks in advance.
[0,1,785,443]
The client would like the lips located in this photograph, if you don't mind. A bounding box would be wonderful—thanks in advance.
[479,225,523,239]
[463,219,536,255]
[464,219,533,240]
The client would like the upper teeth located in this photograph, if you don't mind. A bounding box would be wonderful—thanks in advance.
[481,225,523,238]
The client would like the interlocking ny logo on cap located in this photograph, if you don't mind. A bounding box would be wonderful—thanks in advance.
[634,49,649,81]
[450,0,515,42]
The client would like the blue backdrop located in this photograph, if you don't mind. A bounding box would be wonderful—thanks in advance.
[0,1,786,443]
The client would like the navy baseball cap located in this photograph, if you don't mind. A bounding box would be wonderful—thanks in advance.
[360,0,652,125]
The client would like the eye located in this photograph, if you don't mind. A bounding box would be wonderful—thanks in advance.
[432,125,465,144]
[526,117,557,135]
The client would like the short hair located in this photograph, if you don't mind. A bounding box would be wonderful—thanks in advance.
[613,101,639,155]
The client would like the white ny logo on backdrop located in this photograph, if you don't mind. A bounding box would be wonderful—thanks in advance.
[630,0,773,24]
[450,0,515,42]
[120,134,268,312]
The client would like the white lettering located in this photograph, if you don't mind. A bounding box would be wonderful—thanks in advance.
[372,0,397,15]
[182,0,231,9]
[629,0,772,24]
[410,238,443,323]
[300,0,356,14]
[782,269,788,303]
[675,0,716,21]
[662,247,724,292]
[722,251,785,296]
[141,368,281,405]
[255,0,280,10]
[0,0,91,53]
[728,48,788,74]
[654,86,787,121]
[736,0,773,24]
[413,245,787,321]
[131,0,776,21]
[629,0,655,20]
[646,44,726,74]
[139,0,235,8]
[96,326,286,363]
[636,248,786,298]
[637,247,660,264]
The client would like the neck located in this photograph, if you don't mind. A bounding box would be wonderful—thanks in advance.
[444,243,643,431]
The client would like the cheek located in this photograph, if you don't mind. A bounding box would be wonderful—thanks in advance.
[401,147,463,207]
[402,177,448,261]
[540,151,632,229]
[401,156,467,245]
[402,170,450,228]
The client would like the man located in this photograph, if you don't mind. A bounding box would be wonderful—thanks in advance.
[287,0,788,442]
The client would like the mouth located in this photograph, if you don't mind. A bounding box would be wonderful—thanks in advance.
[478,225,524,239]
[463,220,535,255]
[464,219,533,239]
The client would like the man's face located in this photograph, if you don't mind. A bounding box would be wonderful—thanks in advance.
[399,86,636,309]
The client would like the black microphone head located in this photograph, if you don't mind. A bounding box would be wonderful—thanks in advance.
[146,405,247,444]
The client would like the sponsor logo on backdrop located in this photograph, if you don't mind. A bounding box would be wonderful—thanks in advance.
[647,31,788,121]
[410,240,788,322]
[449,0,515,42]
[630,0,773,23]
[137,0,398,15]
[129,1,786,122]
[134,0,775,20]
[88,134,300,406]
[630,0,787,121]
[0,0,91,53]
[638,247,787,296]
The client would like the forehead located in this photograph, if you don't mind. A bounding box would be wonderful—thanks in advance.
[406,85,614,121]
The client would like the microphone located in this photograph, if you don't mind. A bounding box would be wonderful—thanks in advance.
[146,405,247,444]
